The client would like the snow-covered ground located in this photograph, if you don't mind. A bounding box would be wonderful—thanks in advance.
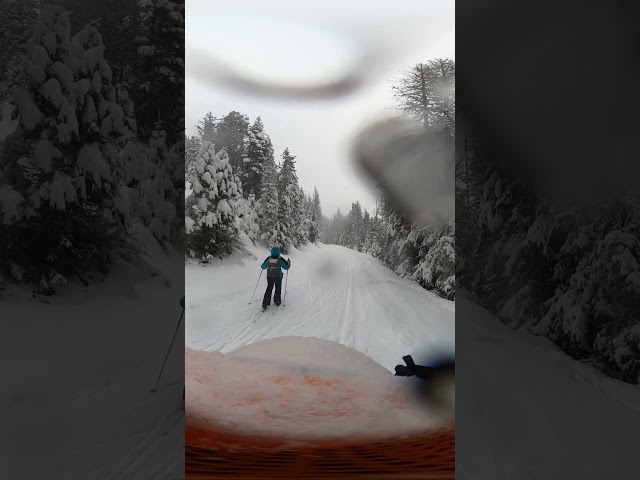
[456,293,640,480]
[1,245,184,480]
[185,242,455,373]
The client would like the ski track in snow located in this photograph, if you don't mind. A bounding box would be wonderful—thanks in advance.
[186,243,455,372]
[2,251,184,480]
[456,294,640,480]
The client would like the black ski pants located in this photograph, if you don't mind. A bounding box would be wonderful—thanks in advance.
[263,277,282,307]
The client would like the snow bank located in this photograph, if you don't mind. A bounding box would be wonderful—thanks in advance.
[186,337,447,440]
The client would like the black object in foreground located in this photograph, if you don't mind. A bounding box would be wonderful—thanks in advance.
[152,298,185,392]
[396,355,455,417]
[395,355,434,380]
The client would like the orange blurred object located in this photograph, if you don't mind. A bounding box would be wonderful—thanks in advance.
[185,416,455,479]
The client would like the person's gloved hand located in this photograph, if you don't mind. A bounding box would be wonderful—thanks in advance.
[287,259,291,267]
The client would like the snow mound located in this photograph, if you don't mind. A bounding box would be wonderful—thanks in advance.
[186,336,446,440]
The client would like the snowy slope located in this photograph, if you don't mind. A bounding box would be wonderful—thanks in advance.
[1,251,184,480]
[456,294,640,480]
[185,242,454,373]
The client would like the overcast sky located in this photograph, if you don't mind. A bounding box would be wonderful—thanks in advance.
[186,1,454,216]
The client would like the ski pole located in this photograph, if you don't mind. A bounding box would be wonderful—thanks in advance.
[283,270,289,306]
[152,302,184,392]
[249,270,263,304]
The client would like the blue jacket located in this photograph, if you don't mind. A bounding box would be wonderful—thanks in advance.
[261,256,290,279]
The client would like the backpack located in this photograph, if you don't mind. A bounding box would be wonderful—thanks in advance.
[266,257,280,278]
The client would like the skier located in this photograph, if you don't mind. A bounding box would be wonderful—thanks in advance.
[261,246,291,311]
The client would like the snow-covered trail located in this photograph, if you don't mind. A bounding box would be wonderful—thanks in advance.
[456,294,640,480]
[186,243,454,372]
[2,249,184,480]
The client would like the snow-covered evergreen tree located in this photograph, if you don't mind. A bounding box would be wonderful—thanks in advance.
[185,135,201,181]
[410,222,455,299]
[196,112,216,142]
[139,128,180,241]
[311,186,322,241]
[0,6,141,287]
[135,0,184,144]
[275,148,300,252]
[210,111,249,173]
[293,185,310,246]
[0,0,39,103]
[257,156,280,247]
[185,141,242,259]
[392,59,455,137]
[459,120,640,383]
[241,116,272,200]
[235,193,260,242]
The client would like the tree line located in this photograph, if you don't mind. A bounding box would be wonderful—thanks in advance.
[185,112,322,259]
[323,59,456,300]
[457,126,640,383]
[0,1,184,292]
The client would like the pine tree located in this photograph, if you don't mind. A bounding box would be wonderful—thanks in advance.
[135,0,184,145]
[0,0,39,101]
[61,0,142,87]
[310,186,322,241]
[185,135,201,180]
[392,59,455,137]
[293,185,309,246]
[257,156,280,247]
[235,193,260,242]
[196,112,216,142]
[331,208,345,245]
[185,141,242,259]
[211,111,249,173]
[140,128,181,241]
[361,209,372,251]
[0,6,142,286]
[241,116,272,200]
[275,148,300,252]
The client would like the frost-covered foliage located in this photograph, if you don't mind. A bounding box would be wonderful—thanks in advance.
[410,223,455,299]
[236,193,260,242]
[392,59,455,137]
[186,112,320,257]
[324,196,454,299]
[241,117,272,199]
[0,7,143,288]
[381,206,455,300]
[319,59,456,299]
[0,1,185,291]
[307,187,322,243]
[458,133,640,383]
[135,0,184,144]
[185,142,243,259]
[138,129,181,241]
[185,135,200,181]
[274,148,298,253]
[0,0,39,102]
[257,156,280,247]
[258,147,311,253]
[209,111,249,172]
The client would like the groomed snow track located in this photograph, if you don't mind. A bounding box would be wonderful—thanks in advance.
[185,243,456,478]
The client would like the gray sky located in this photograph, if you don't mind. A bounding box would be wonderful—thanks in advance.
[186,1,454,216]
